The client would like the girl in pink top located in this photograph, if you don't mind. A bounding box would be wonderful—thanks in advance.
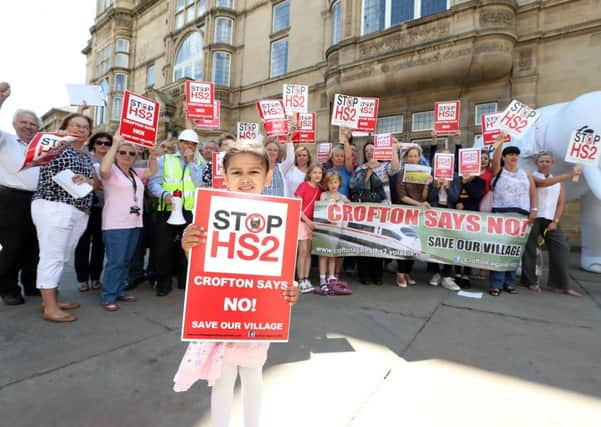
[294,164,323,293]
[173,142,299,427]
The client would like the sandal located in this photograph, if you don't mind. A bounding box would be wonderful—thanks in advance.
[91,280,102,290]
[489,288,501,296]
[396,273,407,288]
[102,302,119,311]
[503,285,518,294]
[78,282,90,292]
[405,274,416,286]
[527,284,541,293]
[116,294,137,302]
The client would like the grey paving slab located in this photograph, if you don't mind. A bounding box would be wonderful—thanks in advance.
[403,304,601,398]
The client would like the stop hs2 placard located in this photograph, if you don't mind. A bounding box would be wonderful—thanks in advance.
[181,189,301,342]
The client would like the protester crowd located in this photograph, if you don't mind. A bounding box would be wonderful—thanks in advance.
[0,81,584,324]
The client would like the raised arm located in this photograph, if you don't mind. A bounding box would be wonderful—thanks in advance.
[534,165,581,187]
[142,144,158,180]
[491,132,505,177]
[339,127,353,172]
[100,134,120,179]
[0,82,10,111]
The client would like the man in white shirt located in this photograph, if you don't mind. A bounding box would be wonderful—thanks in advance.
[0,81,41,305]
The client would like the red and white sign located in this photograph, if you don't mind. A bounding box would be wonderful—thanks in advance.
[119,90,160,148]
[565,130,601,166]
[497,100,540,139]
[282,84,308,114]
[434,101,460,135]
[195,100,221,129]
[373,134,393,161]
[237,122,260,142]
[481,112,511,146]
[186,81,214,119]
[331,94,379,132]
[181,189,301,342]
[458,148,481,177]
[211,151,227,189]
[293,112,316,143]
[256,100,289,137]
[20,132,77,170]
[433,152,455,180]
[317,143,332,164]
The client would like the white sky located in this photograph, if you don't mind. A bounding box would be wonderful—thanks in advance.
[0,1,96,131]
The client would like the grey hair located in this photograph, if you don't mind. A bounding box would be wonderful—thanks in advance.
[13,109,41,127]
[535,151,554,161]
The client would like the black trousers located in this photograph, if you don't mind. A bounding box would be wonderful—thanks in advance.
[74,206,104,283]
[357,257,383,282]
[0,186,38,297]
[153,210,193,291]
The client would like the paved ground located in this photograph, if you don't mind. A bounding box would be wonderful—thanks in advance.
[1,253,600,427]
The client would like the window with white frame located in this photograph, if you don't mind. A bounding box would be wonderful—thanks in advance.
[95,105,107,125]
[173,32,204,81]
[213,51,231,87]
[115,38,130,68]
[146,64,155,87]
[272,1,290,33]
[98,0,111,14]
[332,1,342,44]
[197,0,207,16]
[376,115,403,134]
[112,96,123,121]
[114,73,127,92]
[216,0,234,8]
[474,134,483,146]
[214,17,233,44]
[176,0,200,29]
[474,102,498,125]
[96,45,112,77]
[362,0,449,35]
[270,38,288,78]
[411,111,434,131]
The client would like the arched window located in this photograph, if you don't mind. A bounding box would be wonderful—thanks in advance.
[173,32,203,81]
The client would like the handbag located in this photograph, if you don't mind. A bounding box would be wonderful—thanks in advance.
[350,173,381,203]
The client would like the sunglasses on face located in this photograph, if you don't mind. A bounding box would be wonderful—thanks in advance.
[118,150,137,157]
[95,140,112,147]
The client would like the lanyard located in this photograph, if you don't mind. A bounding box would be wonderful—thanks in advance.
[116,165,138,203]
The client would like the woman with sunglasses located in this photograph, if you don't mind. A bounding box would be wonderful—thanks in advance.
[32,113,96,322]
[98,134,157,311]
[74,132,112,292]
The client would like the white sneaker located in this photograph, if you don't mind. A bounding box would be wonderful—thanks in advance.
[441,277,461,291]
[429,273,441,286]
[300,279,314,294]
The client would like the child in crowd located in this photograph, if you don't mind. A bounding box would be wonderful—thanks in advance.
[173,141,299,427]
[295,164,324,293]
[317,171,350,295]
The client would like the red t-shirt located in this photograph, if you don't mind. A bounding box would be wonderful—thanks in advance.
[295,181,322,220]
[480,169,493,194]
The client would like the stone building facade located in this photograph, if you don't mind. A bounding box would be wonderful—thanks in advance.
[83,0,601,241]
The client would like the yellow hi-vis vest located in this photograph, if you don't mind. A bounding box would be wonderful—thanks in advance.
[158,154,199,211]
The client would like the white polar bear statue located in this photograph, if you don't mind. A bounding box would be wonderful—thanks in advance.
[483,92,601,273]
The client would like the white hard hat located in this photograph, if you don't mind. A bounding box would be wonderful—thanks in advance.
[178,129,200,144]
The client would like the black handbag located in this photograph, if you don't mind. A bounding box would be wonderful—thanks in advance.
[350,173,382,203]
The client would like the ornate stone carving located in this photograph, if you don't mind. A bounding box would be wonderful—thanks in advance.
[479,10,514,27]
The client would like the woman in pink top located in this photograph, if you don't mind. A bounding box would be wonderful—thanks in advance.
[99,134,156,311]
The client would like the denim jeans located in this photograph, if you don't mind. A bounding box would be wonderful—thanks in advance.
[489,270,517,290]
[102,228,140,303]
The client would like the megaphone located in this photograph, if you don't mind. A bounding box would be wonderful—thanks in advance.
[167,190,187,225]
